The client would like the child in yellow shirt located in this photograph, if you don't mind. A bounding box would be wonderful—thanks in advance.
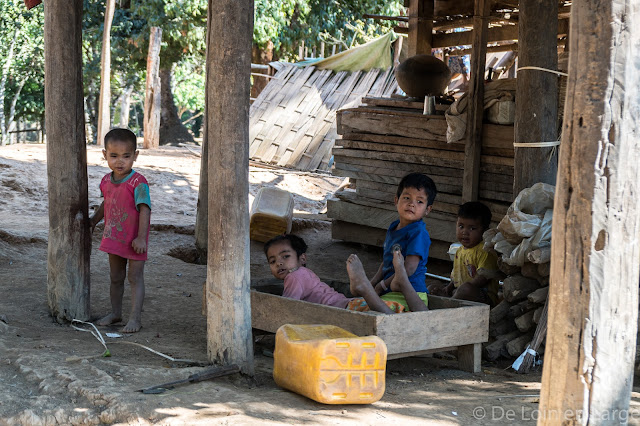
[429,201,499,306]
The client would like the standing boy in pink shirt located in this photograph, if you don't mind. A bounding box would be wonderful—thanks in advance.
[90,128,151,333]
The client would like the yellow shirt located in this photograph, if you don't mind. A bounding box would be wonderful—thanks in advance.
[451,243,500,304]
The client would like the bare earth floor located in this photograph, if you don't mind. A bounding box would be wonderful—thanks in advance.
[1,144,639,425]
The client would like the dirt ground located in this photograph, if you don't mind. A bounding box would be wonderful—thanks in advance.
[1,144,639,425]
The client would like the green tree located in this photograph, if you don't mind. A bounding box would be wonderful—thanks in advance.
[82,0,146,143]
[254,0,403,61]
[127,0,207,144]
[0,0,45,145]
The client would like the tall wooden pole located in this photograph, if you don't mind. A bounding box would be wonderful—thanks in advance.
[513,0,558,195]
[96,0,115,146]
[44,0,91,321]
[461,0,490,203]
[539,1,640,423]
[205,0,254,375]
[143,27,162,149]
[195,15,211,264]
[407,0,434,57]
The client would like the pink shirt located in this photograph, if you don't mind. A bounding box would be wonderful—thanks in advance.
[283,267,350,308]
[99,171,150,261]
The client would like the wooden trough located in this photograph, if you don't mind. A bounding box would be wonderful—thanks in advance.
[251,285,489,373]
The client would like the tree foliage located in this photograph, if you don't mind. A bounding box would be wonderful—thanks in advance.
[128,0,207,69]
[0,0,402,142]
[0,0,45,130]
[254,0,403,60]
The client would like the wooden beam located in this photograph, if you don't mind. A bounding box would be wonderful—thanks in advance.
[539,1,640,422]
[446,43,518,56]
[205,0,254,375]
[44,0,91,321]
[363,14,408,22]
[143,27,161,149]
[407,0,434,56]
[432,18,569,48]
[513,0,558,195]
[461,0,490,202]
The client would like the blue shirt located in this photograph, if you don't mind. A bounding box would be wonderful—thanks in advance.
[382,219,431,293]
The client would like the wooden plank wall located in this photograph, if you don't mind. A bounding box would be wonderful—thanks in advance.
[249,63,402,172]
[328,97,515,259]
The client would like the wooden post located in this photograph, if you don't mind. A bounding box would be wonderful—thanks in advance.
[513,0,558,195]
[407,0,434,57]
[205,0,254,375]
[539,1,640,423]
[44,0,91,321]
[195,18,211,264]
[194,119,208,263]
[461,0,490,202]
[143,27,162,149]
[96,0,115,146]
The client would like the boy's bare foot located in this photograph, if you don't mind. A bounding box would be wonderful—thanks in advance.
[390,250,410,292]
[346,254,371,297]
[121,319,142,333]
[96,313,122,326]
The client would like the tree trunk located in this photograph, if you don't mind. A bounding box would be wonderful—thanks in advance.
[513,0,558,195]
[6,79,26,139]
[539,1,640,423]
[44,0,91,322]
[118,84,133,128]
[205,0,254,375]
[159,67,194,145]
[0,29,18,146]
[143,27,162,149]
[96,0,116,146]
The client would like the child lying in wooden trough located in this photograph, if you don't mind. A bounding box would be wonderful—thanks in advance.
[264,234,427,313]
[265,172,437,313]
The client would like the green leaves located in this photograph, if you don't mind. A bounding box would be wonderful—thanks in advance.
[254,0,403,61]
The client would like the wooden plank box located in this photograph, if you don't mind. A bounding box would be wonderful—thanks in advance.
[251,287,489,373]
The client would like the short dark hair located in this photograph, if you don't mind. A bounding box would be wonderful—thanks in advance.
[104,128,137,151]
[458,201,492,230]
[263,234,308,257]
[396,173,437,206]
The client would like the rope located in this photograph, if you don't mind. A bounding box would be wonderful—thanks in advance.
[517,66,568,77]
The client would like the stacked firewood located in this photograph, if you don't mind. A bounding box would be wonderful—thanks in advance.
[480,183,555,365]
[484,247,551,362]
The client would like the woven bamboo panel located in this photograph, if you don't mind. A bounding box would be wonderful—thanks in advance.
[249,63,402,172]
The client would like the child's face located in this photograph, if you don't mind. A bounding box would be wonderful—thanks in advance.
[103,139,138,181]
[266,240,306,280]
[394,186,431,227]
[456,217,484,249]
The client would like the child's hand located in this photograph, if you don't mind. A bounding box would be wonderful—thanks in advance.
[132,236,147,254]
[446,282,455,296]
[89,216,98,234]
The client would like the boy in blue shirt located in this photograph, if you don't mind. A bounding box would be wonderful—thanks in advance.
[346,173,436,313]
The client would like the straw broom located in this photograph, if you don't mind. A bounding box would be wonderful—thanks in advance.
[517,298,549,374]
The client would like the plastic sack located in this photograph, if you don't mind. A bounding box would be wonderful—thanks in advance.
[483,228,499,251]
[502,235,533,266]
[498,183,555,244]
[529,208,553,250]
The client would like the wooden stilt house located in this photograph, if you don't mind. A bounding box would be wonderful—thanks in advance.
[327,0,568,260]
